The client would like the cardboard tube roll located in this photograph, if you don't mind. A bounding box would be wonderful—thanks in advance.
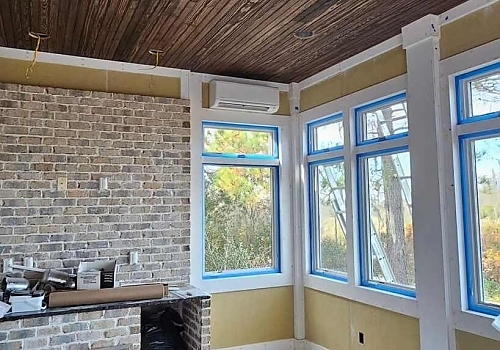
[48,284,166,308]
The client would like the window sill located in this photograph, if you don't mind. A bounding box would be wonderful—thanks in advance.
[304,273,418,318]
[192,271,293,294]
[454,309,500,341]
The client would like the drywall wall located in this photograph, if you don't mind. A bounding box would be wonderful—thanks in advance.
[210,287,294,349]
[441,1,500,59]
[0,57,181,98]
[305,288,420,350]
[201,82,290,116]
[300,47,407,111]
[456,330,500,350]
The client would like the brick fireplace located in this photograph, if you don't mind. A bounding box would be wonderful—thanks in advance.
[0,83,210,349]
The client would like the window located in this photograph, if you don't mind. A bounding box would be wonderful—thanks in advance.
[202,122,280,278]
[456,61,500,123]
[355,93,408,145]
[456,63,500,315]
[307,114,348,281]
[356,94,416,297]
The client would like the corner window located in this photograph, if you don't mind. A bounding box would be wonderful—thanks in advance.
[456,62,500,315]
[356,94,416,297]
[307,114,347,281]
[202,122,280,278]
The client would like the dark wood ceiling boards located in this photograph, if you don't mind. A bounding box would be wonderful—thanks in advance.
[0,0,468,83]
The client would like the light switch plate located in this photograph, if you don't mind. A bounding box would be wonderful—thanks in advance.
[57,177,67,191]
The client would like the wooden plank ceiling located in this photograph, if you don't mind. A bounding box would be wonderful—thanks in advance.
[0,0,467,83]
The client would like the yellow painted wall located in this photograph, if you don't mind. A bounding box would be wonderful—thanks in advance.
[0,57,181,98]
[305,288,420,350]
[201,82,291,116]
[441,1,500,59]
[456,331,500,350]
[210,287,294,349]
[300,48,407,111]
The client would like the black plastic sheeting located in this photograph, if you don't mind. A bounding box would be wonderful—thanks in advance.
[142,307,188,350]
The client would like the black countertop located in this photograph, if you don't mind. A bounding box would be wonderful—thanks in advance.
[0,285,210,322]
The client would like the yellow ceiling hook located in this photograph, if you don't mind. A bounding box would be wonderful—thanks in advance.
[25,31,49,80]
[140,49,164,70]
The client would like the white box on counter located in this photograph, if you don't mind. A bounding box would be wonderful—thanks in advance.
[77,260,117,290]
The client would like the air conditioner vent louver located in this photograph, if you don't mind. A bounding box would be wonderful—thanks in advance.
[209,80,280,114]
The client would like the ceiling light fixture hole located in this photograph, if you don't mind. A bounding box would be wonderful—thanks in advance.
[294,30,315,39]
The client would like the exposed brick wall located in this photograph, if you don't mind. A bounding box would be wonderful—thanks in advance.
[0,83,191,285]
[0,307,141,350]
[183,298,211,350]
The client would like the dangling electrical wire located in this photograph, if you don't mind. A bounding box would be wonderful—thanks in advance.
[140,49,164,70]
[25,31,49,80]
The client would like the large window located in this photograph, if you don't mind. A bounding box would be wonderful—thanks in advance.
[356,94,416,297]
[456,62,500,315]
[202,122,280,278]
[307,114,348,280]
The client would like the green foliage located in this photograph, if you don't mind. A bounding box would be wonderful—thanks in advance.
[320,236,347,273]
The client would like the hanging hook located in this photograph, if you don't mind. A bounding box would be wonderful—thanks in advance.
[140,49,164,71]
[25,31,49,80]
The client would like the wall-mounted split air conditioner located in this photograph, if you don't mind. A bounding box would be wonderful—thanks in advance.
[209,80,280,114]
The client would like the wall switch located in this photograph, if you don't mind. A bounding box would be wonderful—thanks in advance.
[57,177,67,191]
[2,258,13,273]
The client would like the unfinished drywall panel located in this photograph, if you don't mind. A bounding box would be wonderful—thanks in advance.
[304,288,351,350]
[441,1,500,60]
[300,47,407,111]
[106,70,181,99]
[304,288,420,350]
[456,330,500,350]
[0,57,108,92]
[0,57,182,98]
[349,299,420,350]
[210,287,294,349]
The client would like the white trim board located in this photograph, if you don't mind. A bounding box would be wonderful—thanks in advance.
[214,339,295,350]
[0,46,187,78]
[212,339,326,350]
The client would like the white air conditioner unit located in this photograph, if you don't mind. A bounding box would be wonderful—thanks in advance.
[209,80,280,114]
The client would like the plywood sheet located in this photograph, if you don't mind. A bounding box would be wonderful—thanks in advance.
[300,48,407,111]
[210,286,294,349]
[441,1,500,59]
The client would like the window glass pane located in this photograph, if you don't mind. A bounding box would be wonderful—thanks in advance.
[312,161,347,276]
[359,99,408,143]
[362,151,415,289]
[468,72,500,118]
[203,165,276,273]
[310,118,343,152]
[203,125,275,157]
[469,136,500,306]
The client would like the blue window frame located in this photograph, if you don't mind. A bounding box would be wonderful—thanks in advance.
[308,158,348,281]
[455,62,500,316]
[355,93,408,146]
[307,113,344,155]
[459,130,500,316]
[202,121,281,279]
[357,146,415,297]
[306,114,348,281]
[455,61,500,124]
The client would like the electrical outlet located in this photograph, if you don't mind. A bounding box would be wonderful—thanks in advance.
[57,177,67,191]
[358,332,365,345]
